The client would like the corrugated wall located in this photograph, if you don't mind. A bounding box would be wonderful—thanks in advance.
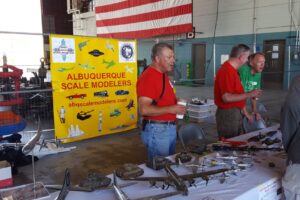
[138,0,300,90]
[193,0,299,37]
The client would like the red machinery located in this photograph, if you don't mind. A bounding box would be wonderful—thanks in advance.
[0,64,23,106]
[0,64,26,135]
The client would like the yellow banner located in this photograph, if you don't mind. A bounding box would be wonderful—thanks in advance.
[50,34,137,143]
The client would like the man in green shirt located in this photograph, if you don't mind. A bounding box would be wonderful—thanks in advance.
[239,52,266,131]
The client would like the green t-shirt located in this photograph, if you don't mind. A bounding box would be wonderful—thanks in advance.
[238,64,261,92]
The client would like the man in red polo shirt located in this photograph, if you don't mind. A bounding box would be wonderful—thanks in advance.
[214,44,261,138]
[137,43,186,161]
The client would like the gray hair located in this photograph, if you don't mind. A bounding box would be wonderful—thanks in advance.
[230,44,250,58]
[151,43,173,60]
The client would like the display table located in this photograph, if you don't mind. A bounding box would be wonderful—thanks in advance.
[39,125,286,200]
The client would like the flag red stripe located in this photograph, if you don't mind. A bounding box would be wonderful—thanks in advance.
[96,4,192,27]
[97,24,192,39]
[95,0,162,13]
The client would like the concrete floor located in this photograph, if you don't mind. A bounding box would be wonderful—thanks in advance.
[13,85,287,188]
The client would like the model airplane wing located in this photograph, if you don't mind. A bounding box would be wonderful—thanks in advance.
[178,168,230,181]
[45,184,93,192]
[22,119,42,155]
[220,137,247,147]
[112,171,131,200]
[123,176,167,182]
[55,168,70,200]
[125,167,229,180]
[45,182,137,192]
[123,165,231,197]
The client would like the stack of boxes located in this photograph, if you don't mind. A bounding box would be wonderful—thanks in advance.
[187,99,217,122]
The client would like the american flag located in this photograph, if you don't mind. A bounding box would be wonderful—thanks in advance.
[95,0,193,39]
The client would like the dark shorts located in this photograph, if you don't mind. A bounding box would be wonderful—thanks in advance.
[216,107,243,139]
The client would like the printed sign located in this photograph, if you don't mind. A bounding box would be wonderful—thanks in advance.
[50,35,137,143]
[51,38,76,63]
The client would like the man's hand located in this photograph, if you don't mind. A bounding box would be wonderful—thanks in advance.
[247,89,262,99]
[245,112,254,124]
[254,112,262,120]
[242,107,254,124]
[169,104,187,115]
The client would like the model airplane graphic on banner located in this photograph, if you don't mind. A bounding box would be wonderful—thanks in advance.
[89,49,104,57]
[78,40,89,51]
[125,66,134,73]
[78,63,95,70]
[103,59,116,68]
[57,67,75,72]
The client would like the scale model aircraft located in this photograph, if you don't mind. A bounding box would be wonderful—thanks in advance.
[122,164,230,196]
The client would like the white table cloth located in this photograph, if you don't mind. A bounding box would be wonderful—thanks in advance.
[43,124,285,200]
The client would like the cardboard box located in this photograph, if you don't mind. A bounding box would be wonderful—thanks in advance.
[0,161,13,188]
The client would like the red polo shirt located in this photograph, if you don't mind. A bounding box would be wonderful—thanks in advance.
[137,67,177,120]
[214,61,246,109]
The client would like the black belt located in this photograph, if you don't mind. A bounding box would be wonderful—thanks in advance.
[142,119,176,125]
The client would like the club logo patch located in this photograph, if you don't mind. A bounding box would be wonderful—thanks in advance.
[119,41,136,63]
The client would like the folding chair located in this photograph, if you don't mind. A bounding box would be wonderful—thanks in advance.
[178,123,206,154]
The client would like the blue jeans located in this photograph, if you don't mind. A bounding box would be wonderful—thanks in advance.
[141,123,176,161]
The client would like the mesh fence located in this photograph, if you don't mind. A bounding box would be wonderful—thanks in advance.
[0,88,54,142]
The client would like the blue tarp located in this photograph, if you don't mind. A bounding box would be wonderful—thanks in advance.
[0,120,26,136]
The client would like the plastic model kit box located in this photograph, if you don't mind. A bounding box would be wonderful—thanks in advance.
[187,99,217,120]
[0,161,12,188]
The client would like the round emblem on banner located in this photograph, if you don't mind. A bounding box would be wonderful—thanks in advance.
[121,44,134,60]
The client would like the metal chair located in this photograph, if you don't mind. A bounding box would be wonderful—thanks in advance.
[178,123,206,154]
[257,102,267,113]
[243,117,266,133]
